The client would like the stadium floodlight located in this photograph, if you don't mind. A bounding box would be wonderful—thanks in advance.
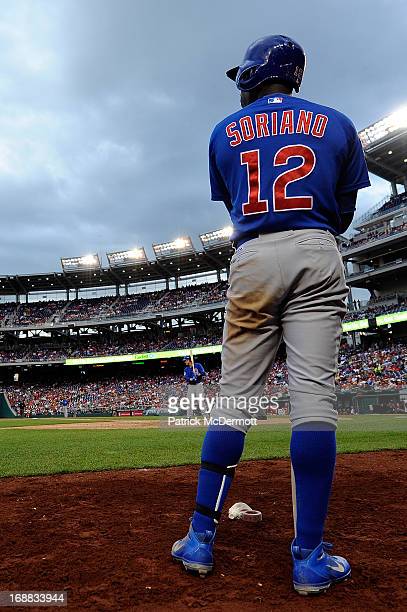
[200,226,233,249]
[107,247,147,268]
[61,253,101,273]
[153,236,195,259]
[359,105,407,148]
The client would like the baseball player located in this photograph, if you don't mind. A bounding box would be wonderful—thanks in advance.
[172,35,370,594]
[183,356,206,418]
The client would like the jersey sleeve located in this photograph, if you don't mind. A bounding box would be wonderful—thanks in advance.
[197,363,206,376]
[337,190,358,215]
[336,121,371,196]
[209,128,230,202]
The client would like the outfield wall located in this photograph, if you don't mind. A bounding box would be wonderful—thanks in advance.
[0,393,17,418]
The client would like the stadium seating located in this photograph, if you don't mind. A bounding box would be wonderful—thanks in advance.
[340,221,407,251]
[0,293,406,363]
[0,331,223,362]
[0,281,229,328]
[4,343,406,416]
[0,279,405,335]
[345,296,407,321]
[371,191,407,217]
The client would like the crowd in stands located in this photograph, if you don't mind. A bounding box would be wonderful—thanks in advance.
[0,330,223,363]
[106,282,227,317]
[265,343,406,391]
[0,303,17,325]
[6,374,186,416]
[0,280,405,335]
[0,349,24,363]
[157,282,228,311]
[340,221,407,251]
[1,281,407,332]
[62,295,117,322]
[1,291,407,363]
[336,343,406,390]
[107,291,163,318]
[372,191,407,217]
[160,333,221,351]
[4,343,405,416]
[13,301,63,326]
[0,282,228,328]
[345,295,407,321]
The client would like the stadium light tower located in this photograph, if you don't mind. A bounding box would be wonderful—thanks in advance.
[359,106,407,148]
[358,104,407,193]
[61,253,101,273]
[107,247,148,268]
[200,226,233,250]
[153,236,195,259]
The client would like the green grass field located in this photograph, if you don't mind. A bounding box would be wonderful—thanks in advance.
[0,415,405,478]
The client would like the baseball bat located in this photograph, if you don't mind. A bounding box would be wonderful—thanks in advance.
[189,348,195,371]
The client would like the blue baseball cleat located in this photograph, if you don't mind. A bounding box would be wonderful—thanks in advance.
[291,540,351,595]
[172,525,215,577]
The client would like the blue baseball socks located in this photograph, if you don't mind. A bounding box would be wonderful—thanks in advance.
[290,425,336,555]
[191,427,245,534]
[190,422,336,553]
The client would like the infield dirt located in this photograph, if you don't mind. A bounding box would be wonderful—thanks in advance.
[0,451,405,611]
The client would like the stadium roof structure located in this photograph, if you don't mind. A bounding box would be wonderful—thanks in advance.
[358,106,407,185]
[0,229,234,297]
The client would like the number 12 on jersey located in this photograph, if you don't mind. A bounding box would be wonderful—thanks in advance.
[240,144,316,215]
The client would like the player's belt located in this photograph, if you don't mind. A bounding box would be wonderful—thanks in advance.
[234,228,336,250]
[233,231,261,250]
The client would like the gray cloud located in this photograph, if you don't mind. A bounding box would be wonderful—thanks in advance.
[0,0,405,274]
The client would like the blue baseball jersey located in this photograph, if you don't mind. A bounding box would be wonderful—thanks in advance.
[209,93,370,238]
[184,362,206,384]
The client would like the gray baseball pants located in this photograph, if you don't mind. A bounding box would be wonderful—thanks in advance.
[212,229,348,432]
[186,382,205,418]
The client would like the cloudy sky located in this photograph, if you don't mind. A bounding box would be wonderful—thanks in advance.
[0,0,405,275]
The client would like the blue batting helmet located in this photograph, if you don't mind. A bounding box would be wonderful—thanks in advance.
[226,35,306,93]
[183,356,191,362]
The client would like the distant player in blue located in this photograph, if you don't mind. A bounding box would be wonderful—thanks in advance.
[183,356,206,385]
[183,356,206,418]
[172,35,370,594]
